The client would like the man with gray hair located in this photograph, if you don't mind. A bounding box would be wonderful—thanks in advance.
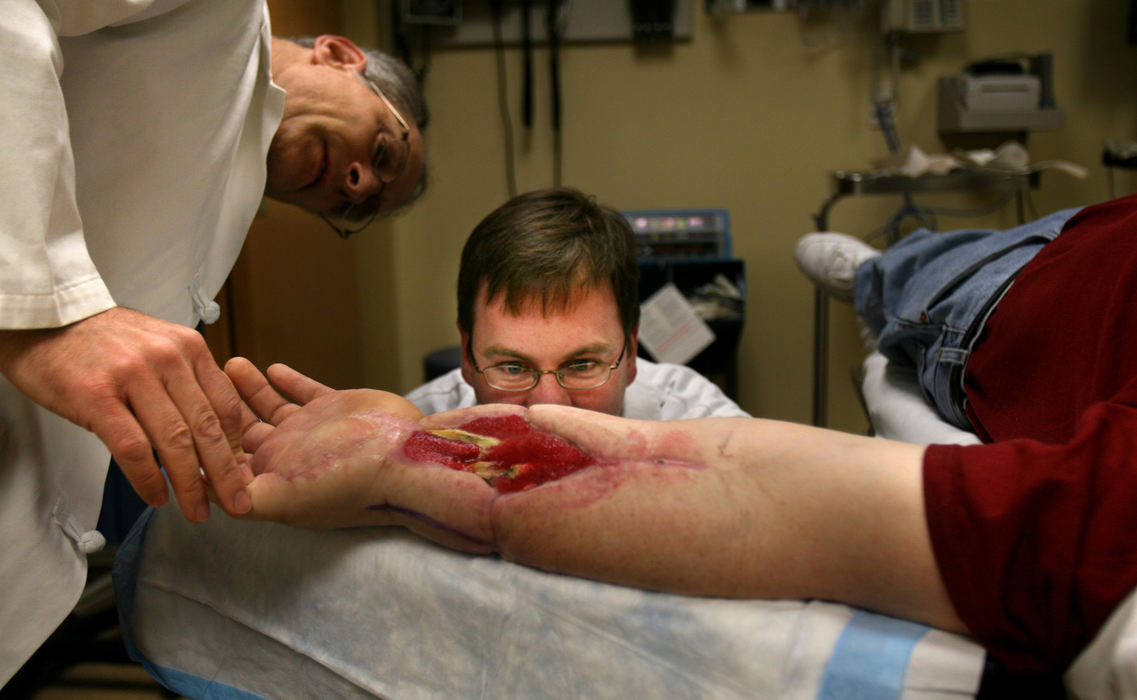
[0,1,426,685]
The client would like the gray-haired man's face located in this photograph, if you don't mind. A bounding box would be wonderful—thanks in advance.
[265,39,422,217]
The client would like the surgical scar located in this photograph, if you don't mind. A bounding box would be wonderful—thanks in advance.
[403,415,596,493]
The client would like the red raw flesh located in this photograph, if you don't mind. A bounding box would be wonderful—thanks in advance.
[403,431,482,469]
[403,414,596,492]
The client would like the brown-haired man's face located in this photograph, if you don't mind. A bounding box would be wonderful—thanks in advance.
[460,282,637,416]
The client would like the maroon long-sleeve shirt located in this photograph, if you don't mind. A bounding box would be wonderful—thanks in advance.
[923,195,1137,672]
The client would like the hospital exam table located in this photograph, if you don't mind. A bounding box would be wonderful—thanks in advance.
[113,373,989,700]
[115,512,983,699]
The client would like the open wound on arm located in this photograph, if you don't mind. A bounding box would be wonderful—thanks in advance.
[403,414,596,493]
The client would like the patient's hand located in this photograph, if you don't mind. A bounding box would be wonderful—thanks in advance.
[225,358,497,551]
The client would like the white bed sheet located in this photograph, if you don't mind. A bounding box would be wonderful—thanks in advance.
[115,506,986,699]
[859,351,981,446]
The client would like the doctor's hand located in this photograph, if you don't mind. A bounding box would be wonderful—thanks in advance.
[224,358,496,548]
[0,306,253,522]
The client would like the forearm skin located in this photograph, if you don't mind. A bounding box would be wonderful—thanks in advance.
[252,398,962,630]
[396,406,963,631]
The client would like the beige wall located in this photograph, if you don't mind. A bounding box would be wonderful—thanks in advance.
[343,0,1137,431]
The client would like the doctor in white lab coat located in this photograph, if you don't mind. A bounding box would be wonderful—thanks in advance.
[0,0,425,685]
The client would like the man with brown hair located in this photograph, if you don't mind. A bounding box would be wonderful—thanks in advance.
[407,187,746,420]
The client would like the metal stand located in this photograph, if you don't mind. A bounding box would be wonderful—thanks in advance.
[1103,143,1137,199]
[810,169,1039,427]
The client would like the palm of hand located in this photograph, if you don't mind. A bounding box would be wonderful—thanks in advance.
[244,389,421,527]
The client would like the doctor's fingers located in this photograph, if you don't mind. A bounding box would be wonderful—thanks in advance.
[121,367,252,522]
[189,355,257,513]
[90,405,170,510]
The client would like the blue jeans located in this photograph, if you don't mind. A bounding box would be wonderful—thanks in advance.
[854,207,1082,430]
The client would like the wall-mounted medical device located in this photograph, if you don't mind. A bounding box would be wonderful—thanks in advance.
[882,0,963,33]
[622,208,731,259]
[624,207,743,398]
[417,0,692,46]
[706,0,792,12]
[937,53,1064,133]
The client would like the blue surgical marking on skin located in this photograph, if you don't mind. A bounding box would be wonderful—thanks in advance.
[366,503,492,548]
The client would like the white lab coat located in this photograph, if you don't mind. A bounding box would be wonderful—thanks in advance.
[0,0,283,684]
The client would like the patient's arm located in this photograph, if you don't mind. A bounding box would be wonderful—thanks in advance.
[226,359,963,633]
[508,406,960,631]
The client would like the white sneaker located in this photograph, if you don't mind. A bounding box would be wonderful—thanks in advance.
[794,232,881,302]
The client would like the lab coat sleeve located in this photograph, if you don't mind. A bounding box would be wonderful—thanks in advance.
[0,0,116,329]
[629,360,751,420]
[660,363,750,418]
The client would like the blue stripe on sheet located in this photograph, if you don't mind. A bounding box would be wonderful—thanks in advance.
[819,609,930,700]
[141,663,269,700]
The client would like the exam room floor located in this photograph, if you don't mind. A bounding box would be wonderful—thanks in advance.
[28,662,183,699]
